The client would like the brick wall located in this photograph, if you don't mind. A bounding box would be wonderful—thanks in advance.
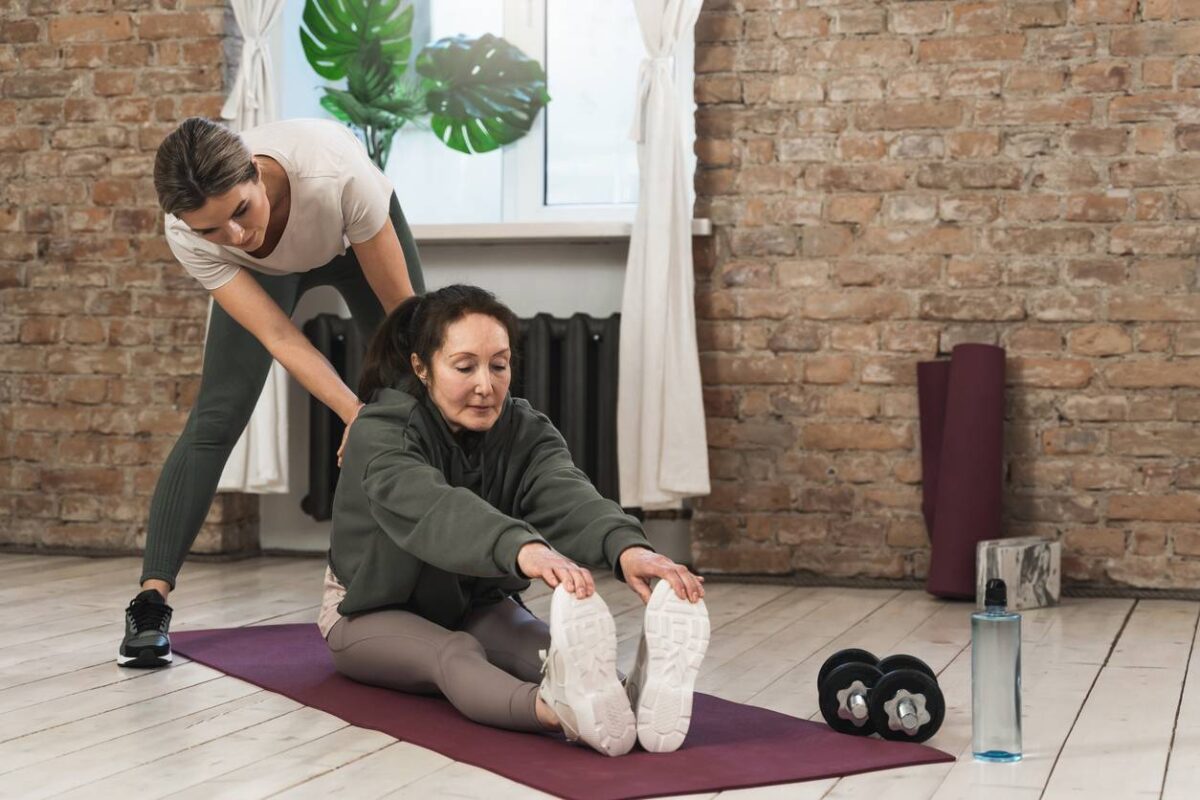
[0,1,258,556]
[691,0,1200,589]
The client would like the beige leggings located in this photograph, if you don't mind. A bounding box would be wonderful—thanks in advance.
[326,597,550,732]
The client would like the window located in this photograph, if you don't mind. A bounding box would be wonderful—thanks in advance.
[274,0,695,226]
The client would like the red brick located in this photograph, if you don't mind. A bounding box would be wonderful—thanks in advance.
[93,71,135,96]
[1071,60,1132,92]
[1111,25,1200,57]
[920,292,1025,321]
[856,101,964,130]
[975,97,1092,125]
[18,317,60,344]
[891,3,948,35]
[1106,361,1200,388]
[861,356,919,385]
[1066,128,1127,156]
[802,291,910,321]
[947,131,1001,158]
[48,14,132,43]
[807,39,912,70]
[802,422,913,451]
[2,19,41,43]
[1110,495,1200,523]
[917,34,1025,62]
[1065,527,1127,556]
[1110,224,1200,255]
[137,11,223,40]
[1111,92,1200,123]
[700,354,799,385]
[1073,0,1137,24]
[805,165,908,193]
[1007,66,1066,94]
[805,355,855,384]
[1009,357,1094,388]
[1068,325,1132,356]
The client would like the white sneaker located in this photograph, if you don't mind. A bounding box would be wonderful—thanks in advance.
[625,580,710,753]
[538,585,636,757]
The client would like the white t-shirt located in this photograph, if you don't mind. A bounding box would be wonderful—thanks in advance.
[164,118,395,291]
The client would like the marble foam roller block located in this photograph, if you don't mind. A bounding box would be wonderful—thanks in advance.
[976,537,1061,611]
[918,343,1006,600]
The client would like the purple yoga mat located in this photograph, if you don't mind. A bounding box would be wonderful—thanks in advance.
[918,343,1007,599]
[174,624,953,800]
[916,359,951,535]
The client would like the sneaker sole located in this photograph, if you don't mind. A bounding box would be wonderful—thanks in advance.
[635,581,710,753]
[117,650,172,668]
[547,587,636,757]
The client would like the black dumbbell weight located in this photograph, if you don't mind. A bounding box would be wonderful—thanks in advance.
[819,661,884,736]
[876,653,936,681]
[867,667,945,743]
[817,648,879,689]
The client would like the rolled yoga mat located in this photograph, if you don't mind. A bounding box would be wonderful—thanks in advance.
[918,343,1007,599]
[174,625,953,800]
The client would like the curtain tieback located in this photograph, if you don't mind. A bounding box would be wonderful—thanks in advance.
[629,55,674,144]
[221,35,267,120]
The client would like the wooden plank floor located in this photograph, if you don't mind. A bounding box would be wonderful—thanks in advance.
[0,554,1194,799]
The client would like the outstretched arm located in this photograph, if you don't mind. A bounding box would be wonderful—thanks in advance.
[210,270,361,425]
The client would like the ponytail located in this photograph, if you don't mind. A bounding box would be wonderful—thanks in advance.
[357,285,520,403]
[357,295,423,401]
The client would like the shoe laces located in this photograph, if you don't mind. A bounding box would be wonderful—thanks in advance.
[538,648,550,678]
[127,596,171,634]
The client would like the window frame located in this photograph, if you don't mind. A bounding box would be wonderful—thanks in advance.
[270,0,697,227]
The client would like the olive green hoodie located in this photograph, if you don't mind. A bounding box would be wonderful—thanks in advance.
[329,387,652,628]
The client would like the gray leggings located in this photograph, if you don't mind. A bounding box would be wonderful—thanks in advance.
[326,597,551,732]
[140,195,425,587]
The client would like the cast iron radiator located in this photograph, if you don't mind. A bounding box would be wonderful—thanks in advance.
[301,311,621,521]
[300,314,364,521]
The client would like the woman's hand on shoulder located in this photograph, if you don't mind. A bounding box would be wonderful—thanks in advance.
[516,542,595,599]
[618,547,705,605]
[337,401,365,467]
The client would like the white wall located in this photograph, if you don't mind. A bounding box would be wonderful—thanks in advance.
[258,240,628,552]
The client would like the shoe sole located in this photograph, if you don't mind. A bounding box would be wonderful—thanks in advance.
[117,650,172,668]
[635,581,710,753]
[546,587,636,757]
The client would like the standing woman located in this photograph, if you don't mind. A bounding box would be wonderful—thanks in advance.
[119,117,424,668]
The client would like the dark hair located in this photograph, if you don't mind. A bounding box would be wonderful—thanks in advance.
[357,284,521,402]
[153,117,258,216]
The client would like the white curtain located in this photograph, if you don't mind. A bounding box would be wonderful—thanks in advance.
[216,0,289,494]
[617,0,709,510]
[220,0,285,129]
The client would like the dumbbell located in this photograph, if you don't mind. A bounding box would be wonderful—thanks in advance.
[816,649,946,743]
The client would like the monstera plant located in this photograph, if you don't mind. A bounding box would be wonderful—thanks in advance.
[300,0,550,168]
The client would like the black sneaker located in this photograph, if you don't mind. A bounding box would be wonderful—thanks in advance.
[118,589,173,668]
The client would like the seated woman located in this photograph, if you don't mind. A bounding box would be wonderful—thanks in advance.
[320,284,708,757]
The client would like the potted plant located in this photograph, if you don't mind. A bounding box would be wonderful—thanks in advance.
[300,0,551,168]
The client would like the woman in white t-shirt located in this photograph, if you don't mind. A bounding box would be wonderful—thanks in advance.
[118,117,424,669]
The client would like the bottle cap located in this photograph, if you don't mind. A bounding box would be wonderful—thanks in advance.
[985,578,1008,608]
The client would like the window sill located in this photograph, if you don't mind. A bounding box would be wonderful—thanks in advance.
[410,219,713,244]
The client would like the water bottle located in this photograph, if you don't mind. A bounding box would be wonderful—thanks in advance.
[972,578,1022,762]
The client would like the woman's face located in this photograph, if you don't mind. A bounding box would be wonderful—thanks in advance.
[413,313,512,433]
[176,158,271,251]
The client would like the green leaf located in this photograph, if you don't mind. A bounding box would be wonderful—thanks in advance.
[416,34,550,154]
[300,0,413,81]
[374,78,426,119]
[320,89,372,128]
[319,93,353,124]
[347,39,394,104]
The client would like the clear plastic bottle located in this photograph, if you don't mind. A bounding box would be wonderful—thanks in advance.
[972,578,1022,762]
